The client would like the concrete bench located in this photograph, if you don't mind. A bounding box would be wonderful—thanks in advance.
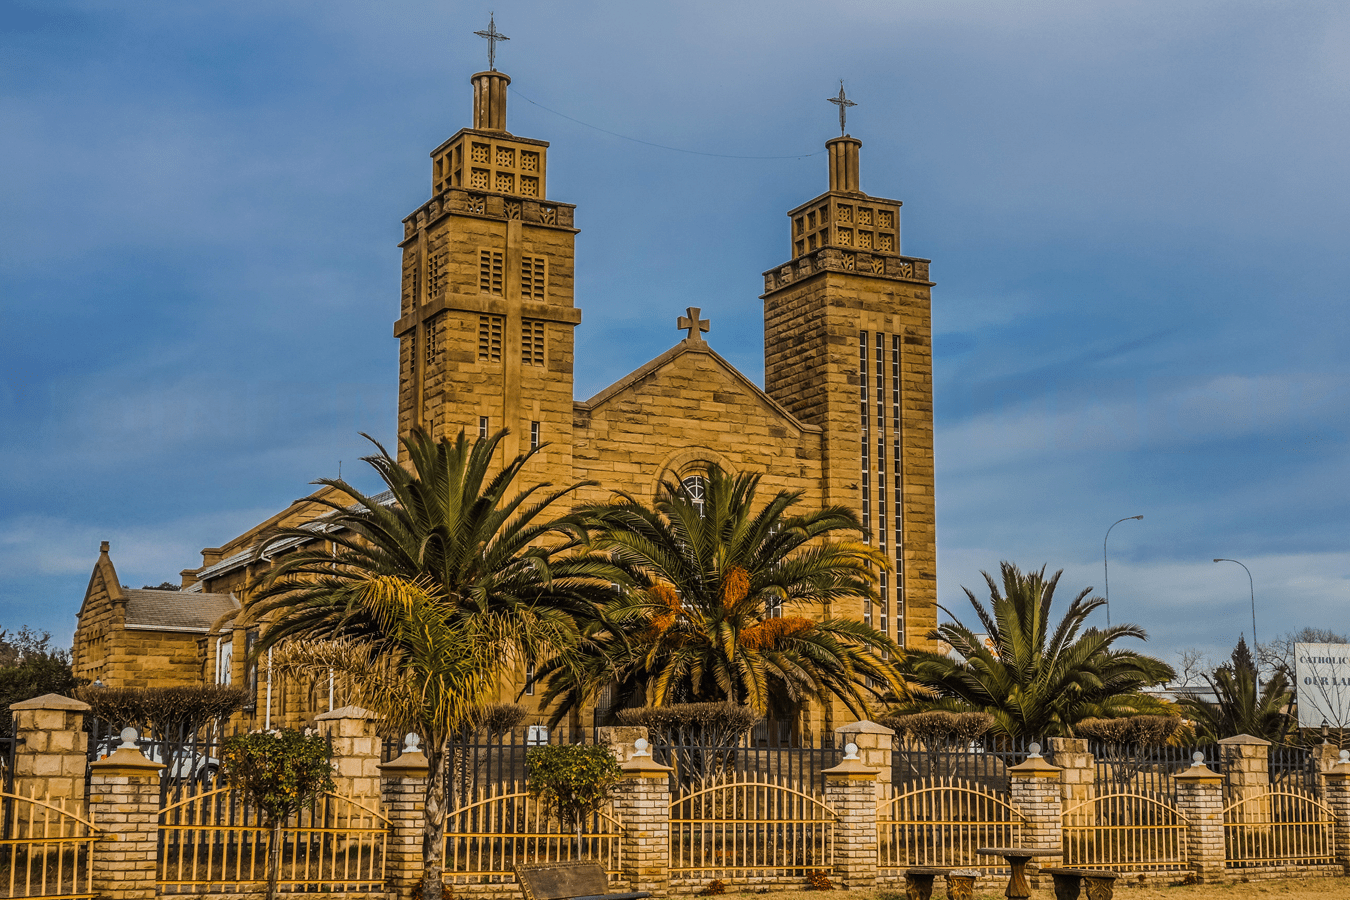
[513,861,651,900]
[1043,867,1118,900]
[903,867,980,900]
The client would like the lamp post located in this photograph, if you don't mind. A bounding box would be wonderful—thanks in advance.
[1213,557,1257,649]
[1103,515,1143,627]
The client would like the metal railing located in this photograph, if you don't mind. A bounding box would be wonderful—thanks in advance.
[1061,791,1189,871]
[157,788,386,893]
[1269,745,1318,792]
[1224,789,1335,869]
[877,776,1023,873]
[0,788,97,900]
[86,721,224,802]
[444,782,622,885]
[891,735,1042,792]
[669,772,834,882]
[652,737,840,794]
[1090,743,1222,800]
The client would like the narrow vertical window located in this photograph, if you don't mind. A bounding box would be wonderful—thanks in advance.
[859,331,871,627]
[425,314,441,369]
[479,416,488,439]
[215,637,232,686]
[892,333,905,647]
[429,252,447,298]
[478,249,504,295]
[477,315,503,362]
[877,331,888,644]
[530,421,540,450]
[525,664,535,696]
[521,319,545,366]
[520,256,546,301]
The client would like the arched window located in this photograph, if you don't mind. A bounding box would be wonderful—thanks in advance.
[215,636,232,686]
[680,474,708,517]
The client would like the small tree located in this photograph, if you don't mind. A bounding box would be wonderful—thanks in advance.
[221,731,335,900]
[1076,715,1182,786]
[0,629,82,734]
[617,702,761,781]
[526,744,622,857]
[880,710,994,778]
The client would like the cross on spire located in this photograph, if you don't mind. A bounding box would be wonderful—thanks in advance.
[475,13,509,71]
[827,80,856,136]
[678,307,710,343]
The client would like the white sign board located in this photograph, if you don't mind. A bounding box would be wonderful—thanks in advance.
[1294,643,1350,728]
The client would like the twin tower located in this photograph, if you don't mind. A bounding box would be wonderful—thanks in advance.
[392,69,936,660]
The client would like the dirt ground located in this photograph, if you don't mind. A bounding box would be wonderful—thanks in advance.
[719,876,1350,900]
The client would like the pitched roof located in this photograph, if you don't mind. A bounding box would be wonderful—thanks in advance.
[577,338,819,432]
[122,590,238,633]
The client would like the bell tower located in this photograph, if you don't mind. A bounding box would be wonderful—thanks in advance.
[761,128,936,651]
[393,65,580,482]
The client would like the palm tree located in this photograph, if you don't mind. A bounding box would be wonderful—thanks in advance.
[246,427,617,900]
[538,466,905,726]
[1178,641,1294,742]
[899,562,1174,738]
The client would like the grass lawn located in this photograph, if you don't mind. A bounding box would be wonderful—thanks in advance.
[716,876,1350,899]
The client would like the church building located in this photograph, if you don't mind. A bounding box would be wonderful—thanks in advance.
[72,61,937,735]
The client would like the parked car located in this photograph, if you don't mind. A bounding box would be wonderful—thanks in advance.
[93,733,220,783]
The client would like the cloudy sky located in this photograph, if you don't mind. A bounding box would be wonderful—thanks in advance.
[2,0,1348,670]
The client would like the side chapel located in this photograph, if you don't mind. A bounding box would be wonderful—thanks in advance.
[71,62,937,737]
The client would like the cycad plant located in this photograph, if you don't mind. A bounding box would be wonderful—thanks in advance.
[246,427,618,900]
[538,466,905,725]
[899,562,1174,738]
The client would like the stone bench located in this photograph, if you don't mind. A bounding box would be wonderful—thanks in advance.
[903,867,980,900]
[1043,867,1118,900]
[513,861,651,900]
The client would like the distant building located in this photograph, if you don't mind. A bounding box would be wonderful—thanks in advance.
[73,65,939,737]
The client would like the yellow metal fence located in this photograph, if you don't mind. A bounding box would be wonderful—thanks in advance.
[1061,791,1188,871]
[1224,789,1335,869]
[445,782,622,885]
[669,773,834,882]
[157,787,386,893]
[877,777,1023,873]
[0,790,96,900]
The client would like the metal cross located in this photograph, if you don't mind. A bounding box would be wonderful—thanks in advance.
[475,13,509,71]
[678,307,710,342]
[827,80,857,136]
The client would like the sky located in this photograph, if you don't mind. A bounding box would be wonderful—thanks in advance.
[2,0,1349,673]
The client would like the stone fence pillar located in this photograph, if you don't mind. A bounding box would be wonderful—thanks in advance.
[381,735,429,900]
[1315,742,1343,804]
[596,725,648,765]
[1323,751,1350,874]
[1219,733,1270,814]
[1008,743,1062,870]
[823,740,880,889]
[10,693,90,817]
[1175,754,1225,882]
[836,720,894,798]
[316,705,382,813]
[88,727,163,900]
[1047,737,1094,822]
[610,738,672,895]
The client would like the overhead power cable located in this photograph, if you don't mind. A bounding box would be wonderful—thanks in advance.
[508,86,825,160]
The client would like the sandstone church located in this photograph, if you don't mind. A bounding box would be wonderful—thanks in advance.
[71,60,937,737]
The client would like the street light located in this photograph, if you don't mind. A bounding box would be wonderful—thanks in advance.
[1103,515,1143,627]
[1213,558,1257,649]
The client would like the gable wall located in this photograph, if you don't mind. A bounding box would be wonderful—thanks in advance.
[572,346,825,508]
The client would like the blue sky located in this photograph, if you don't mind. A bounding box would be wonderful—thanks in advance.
[2,0,1348,670]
